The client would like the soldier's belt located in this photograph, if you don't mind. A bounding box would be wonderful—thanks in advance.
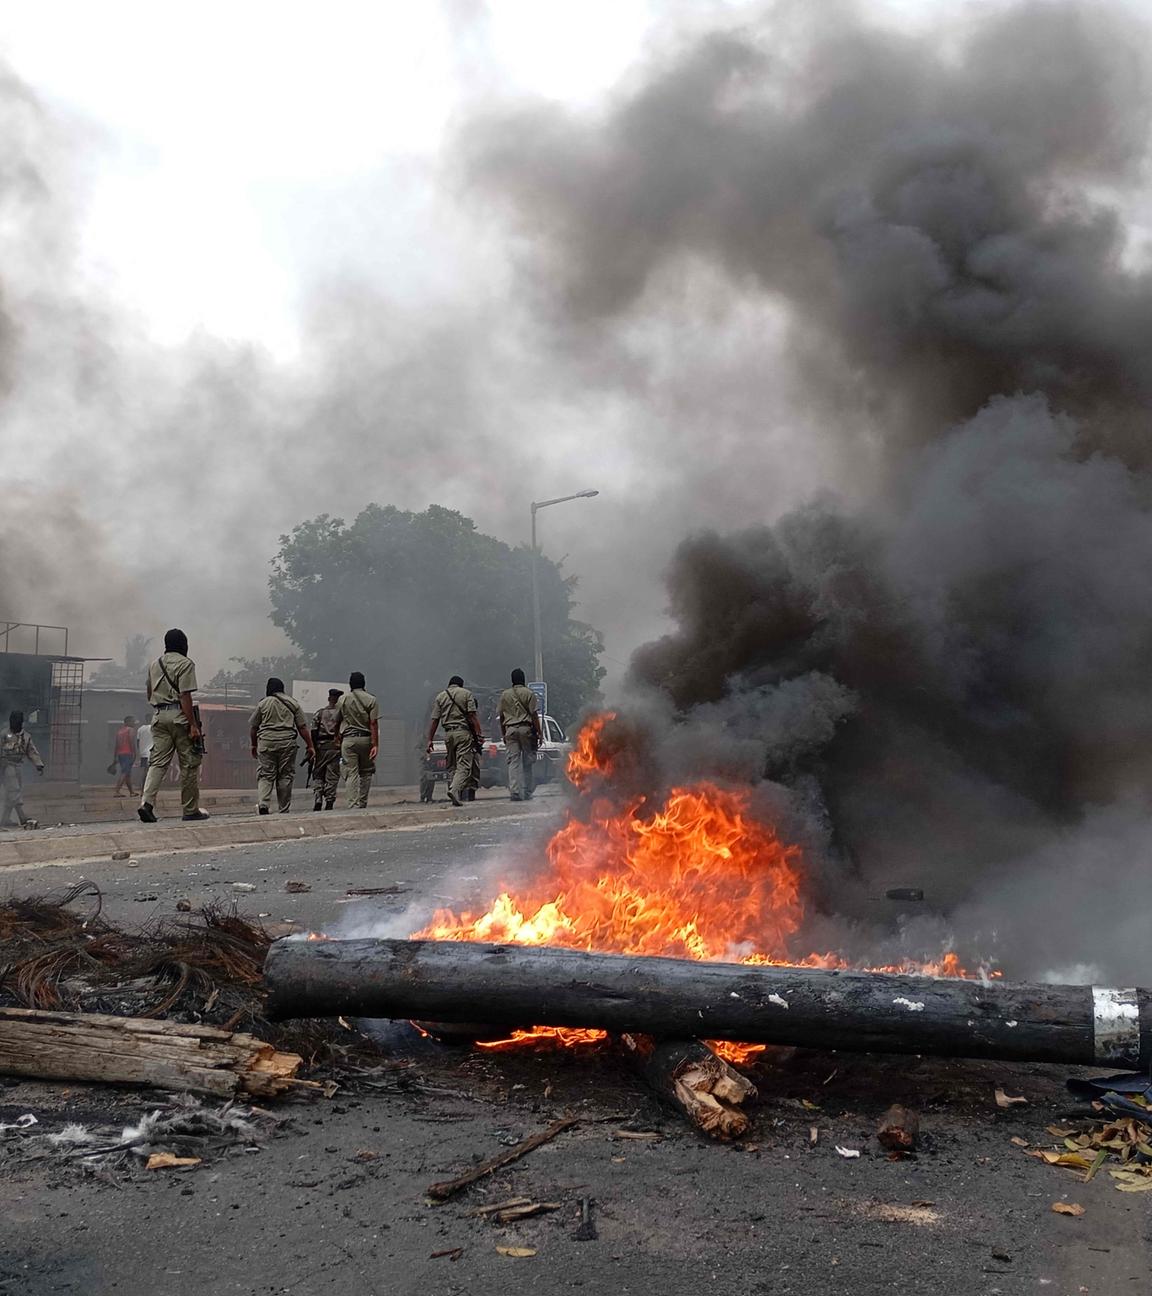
[343,729,370,737]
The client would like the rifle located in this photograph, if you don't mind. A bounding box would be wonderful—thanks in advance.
[299,749,314,787]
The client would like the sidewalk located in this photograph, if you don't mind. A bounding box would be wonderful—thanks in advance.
[0,787,560,871]
[22,782,442,827]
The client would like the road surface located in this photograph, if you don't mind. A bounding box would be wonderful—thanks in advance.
[1,815,1147,1295]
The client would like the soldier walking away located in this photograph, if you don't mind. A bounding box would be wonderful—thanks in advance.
[0,711,44,830]
[138,628,209,823]
[111,715,137,797]
[249,678,314,815]
[311,688,343,811]
[428,675,482,808]
[499,669,542,802]
[337,672,379,809]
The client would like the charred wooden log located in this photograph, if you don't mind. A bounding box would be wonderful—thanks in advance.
[264,937,1152,1069]
[0,1007,303,1098]
[621,1035,756,1140]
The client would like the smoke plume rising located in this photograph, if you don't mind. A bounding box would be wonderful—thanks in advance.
[454,0,1152,980]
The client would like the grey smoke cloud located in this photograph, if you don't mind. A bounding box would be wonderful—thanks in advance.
[452,0,1152,980]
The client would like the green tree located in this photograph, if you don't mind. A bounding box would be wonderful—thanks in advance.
[268,505,604,725]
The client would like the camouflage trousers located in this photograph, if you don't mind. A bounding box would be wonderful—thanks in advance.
[312,742,340,807]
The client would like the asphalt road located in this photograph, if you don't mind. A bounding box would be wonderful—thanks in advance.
[1,816,1148,1295]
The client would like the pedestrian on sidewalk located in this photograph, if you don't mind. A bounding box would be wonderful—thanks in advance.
[428,676,481,807]
[499,669,541,802]
[337,673,379,809]
[111,715,137,798]
[135,717,152,790]
[138,628,209,824]
[249,678,314,815]
[0,711,44,830]
[310,688,343,811]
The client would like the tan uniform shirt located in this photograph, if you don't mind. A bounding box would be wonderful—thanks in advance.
[249,694,306,749]
[1,730,43,768]
[338,689,379,734]
[434,686,477,730]
[148,652,198,705]
[498,685,539,729]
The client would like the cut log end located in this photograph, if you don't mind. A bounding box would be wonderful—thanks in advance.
[623,1035,757,1141]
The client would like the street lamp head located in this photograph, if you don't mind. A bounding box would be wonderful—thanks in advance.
[577,489,600,498]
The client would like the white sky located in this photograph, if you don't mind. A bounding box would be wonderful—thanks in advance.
[0,0,943,354]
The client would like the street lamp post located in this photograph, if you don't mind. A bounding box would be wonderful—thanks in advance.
[531,489,600,685]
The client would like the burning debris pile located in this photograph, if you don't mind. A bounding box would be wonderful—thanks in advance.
[267,721,1150,1139]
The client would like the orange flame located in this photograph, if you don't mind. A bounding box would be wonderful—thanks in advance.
[409,713,989,1064]
[566,711,617,789]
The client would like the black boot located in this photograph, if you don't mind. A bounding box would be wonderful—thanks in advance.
[325,799,334,811]
[138,803,157,824]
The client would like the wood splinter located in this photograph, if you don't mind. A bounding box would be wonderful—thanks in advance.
[425,1116,579,1202]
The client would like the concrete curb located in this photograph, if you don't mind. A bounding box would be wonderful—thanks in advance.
[0,798,554,871]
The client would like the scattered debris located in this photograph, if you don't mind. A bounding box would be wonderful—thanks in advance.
[609,1129,662,1142]
[995,1088,1028,1108]
[145,1153,201,1170]
[0,1113,37,1133]
[345,885,407,897]
[1051,1201,1085,1217]
[111,851,131,862]
[430,1248,464,1261]
[809,1126,819,1147]
[573,1196,598,1241]
[877,1105,919,1153]
[1024,1112,1152,1191]
[851,1202,940,1226]
[175,899,193,913]
[426,1117,580,1202]
[232,883,256,893]
[496,1246,537,1258]
[470,1198,561,1224]
[284,881,311,894]
[835,1146,861,1158]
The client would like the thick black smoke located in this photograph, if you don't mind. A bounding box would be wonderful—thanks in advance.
[462,1,1152,978]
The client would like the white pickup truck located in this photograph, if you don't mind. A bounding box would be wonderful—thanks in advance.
[420,714,572,800]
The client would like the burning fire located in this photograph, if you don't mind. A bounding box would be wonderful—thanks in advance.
[566,711,617,789]
[408,711,989,1063]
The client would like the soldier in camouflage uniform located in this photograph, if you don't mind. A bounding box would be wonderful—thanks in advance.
[310,688,343,811]
[1,710,44,829]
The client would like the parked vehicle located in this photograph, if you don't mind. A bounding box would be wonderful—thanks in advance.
[419,713,571,801]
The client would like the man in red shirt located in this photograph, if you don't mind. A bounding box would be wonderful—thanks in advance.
[112,715,138,797]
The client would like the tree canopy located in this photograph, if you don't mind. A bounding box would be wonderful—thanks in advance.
[268,505,604,724]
